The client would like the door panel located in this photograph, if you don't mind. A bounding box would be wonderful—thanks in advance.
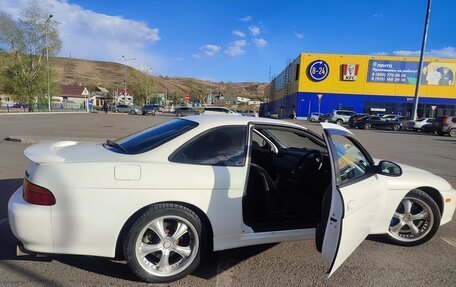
[319,123,389,277]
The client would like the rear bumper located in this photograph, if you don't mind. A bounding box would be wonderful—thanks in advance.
[8,186,54,253]
[441,188,456,226]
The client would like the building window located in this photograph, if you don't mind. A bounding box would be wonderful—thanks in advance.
[295,64,300,81]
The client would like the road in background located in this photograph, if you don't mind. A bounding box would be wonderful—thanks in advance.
[0,113,455,287]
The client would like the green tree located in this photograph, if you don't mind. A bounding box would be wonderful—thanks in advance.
[0,1,61,111]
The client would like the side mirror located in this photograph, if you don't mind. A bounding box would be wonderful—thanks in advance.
[376,160,402,177]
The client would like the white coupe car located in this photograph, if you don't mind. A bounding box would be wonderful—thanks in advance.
[8,116,455,283]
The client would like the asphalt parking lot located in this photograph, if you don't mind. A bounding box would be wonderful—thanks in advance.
[0,113,455,287]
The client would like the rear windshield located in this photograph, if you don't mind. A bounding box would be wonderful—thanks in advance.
[105,119,198,154]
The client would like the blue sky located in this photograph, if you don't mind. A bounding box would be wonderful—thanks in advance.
[2,0,456,82]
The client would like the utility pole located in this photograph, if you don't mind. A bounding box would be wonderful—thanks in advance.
[147,67,152,105]
[45,14,53,112]
[412,0,432,120]
[122,55,136,104]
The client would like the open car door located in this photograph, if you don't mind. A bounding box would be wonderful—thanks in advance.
[317,123,388,277]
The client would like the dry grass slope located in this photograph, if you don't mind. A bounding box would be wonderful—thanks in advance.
[53,57,267,98]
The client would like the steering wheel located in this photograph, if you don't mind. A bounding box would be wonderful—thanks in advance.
[293,150,324,179]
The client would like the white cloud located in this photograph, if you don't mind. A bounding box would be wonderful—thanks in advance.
[238,16,252,22]
[253,38,267,47]
[373,13,383,17]
[202,44,221,56]
[375,47,456,58]
[225,40,247,56]
[232,30,246,38]
[1,0,164,72]
[294,32,304,39]
[248,25,260,36]
[192,53,201,59]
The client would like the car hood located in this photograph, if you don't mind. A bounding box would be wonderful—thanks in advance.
[24,141,125,164]
[373,158,453,192]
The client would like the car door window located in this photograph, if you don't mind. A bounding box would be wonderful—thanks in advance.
[331,135,371,185]
[259,128,326,152]
[170,126,247,166]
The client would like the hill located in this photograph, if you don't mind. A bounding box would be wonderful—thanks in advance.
[53,57,267,99]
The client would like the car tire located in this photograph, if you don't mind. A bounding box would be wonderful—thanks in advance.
[386,189,440,246]
[177,112,183,117]
[449,129,456,137]
[392,124,400,131]
[336,119,343,126]
[124,203,204,283]
[364,123,371,130]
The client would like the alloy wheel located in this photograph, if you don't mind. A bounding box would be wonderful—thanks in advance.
[135,215,199,277]
[388,197,434,242]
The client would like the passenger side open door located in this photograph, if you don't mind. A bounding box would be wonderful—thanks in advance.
[317,123,387,277]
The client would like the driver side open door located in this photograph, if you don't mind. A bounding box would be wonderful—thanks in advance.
[317,123,388,277]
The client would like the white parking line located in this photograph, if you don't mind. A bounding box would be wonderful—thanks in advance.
[441,237,456,248]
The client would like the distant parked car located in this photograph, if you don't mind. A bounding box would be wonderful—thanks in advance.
[203,107,241,115]
[175,107,200,117]
[117,104,141,114]
[308,112,322,122]
[318,113,330,122]
[356,116,403,131]
[241,110,259,117]
[406,118,435,131]
[433,116,456,137]
[348,113,369,128]
[142,105,160,116]
[12,103,28,109]
[328,110,356,125]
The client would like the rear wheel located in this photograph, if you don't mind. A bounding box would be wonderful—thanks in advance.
[124,204,204,283]
[387,189,440,246]
[336,119,343,126]
[449,129,456,137]
[364,123,371,130]
[177,112,183,117]
[392,124,400,131]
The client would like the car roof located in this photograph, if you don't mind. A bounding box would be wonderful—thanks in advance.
[183,115,308,130]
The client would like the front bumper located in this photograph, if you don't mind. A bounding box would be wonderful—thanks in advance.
[8,186,54,253]
[441,188,456,226]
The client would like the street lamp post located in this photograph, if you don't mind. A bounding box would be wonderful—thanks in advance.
[121,55,136,104]
[412,0,432,120]
[45,14,53,112]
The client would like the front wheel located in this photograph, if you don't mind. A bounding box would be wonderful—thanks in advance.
[336,119,343,126]
[387,189,440,246]
[364,123,371,130]
[449,129,456,137]
[392,124,400,131]
[124,204,204,283]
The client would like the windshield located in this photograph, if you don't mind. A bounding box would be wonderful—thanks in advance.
[105,119,198,154]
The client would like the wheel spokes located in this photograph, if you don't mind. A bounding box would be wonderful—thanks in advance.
[171,222,188,242]
[172,245,192,258]
[403,199,413,215]
[150,218,167,241]
[157,249,171,270]
[407,222,420,236]
[411,210,429,220]
[138,242,162,258]
[393,211,404,220]
[390,220,406,234]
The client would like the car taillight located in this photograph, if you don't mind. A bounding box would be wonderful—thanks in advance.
[443,116,449,125]
[23,178,56,206]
